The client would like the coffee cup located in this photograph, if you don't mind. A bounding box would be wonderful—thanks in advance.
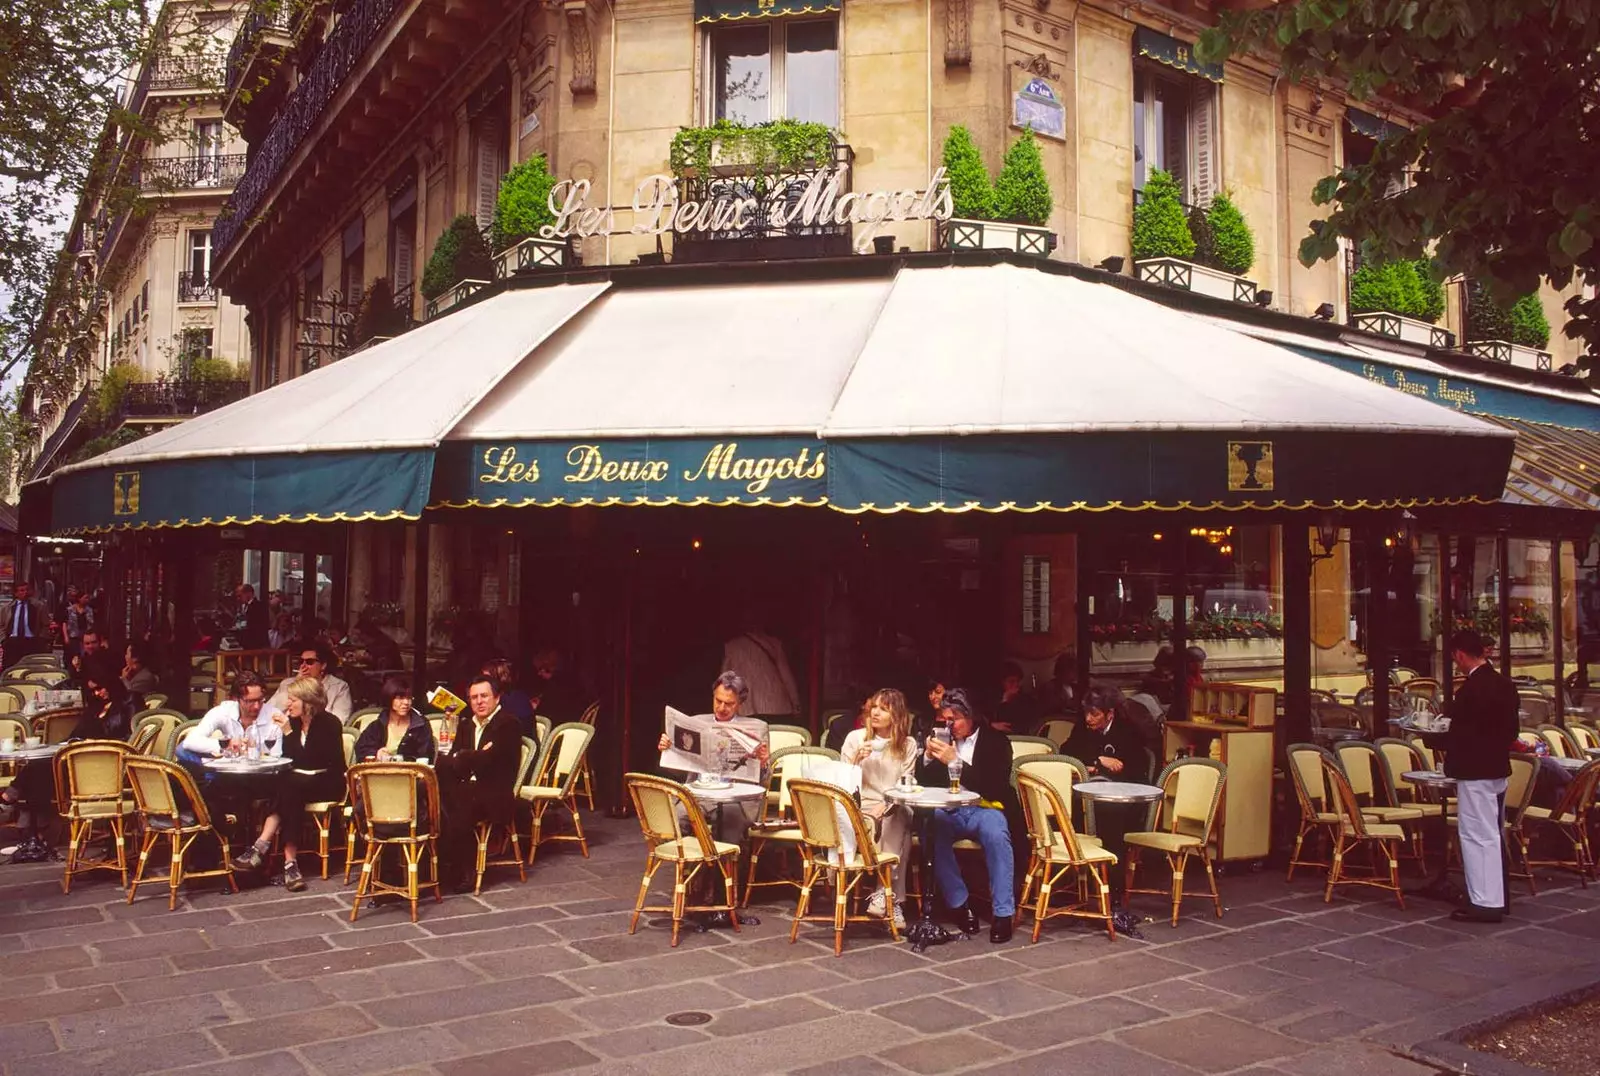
[0,739,12,753]
[24,737,41,748]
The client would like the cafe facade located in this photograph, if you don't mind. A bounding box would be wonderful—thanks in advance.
[21,0,1600,813]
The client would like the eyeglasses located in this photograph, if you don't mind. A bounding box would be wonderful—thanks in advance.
[298,656,321,666]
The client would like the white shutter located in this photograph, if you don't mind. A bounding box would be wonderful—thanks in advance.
[1190,84,1218,206]
[393,228,414,302]
[473,116,504,233]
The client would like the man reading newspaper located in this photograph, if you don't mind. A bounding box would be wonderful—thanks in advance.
[657,670,770,844]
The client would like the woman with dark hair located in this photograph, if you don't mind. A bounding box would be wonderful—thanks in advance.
[1063,685,1153,781]
[355,675,437,762]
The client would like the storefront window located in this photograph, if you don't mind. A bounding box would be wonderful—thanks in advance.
[1508,539,1555,687]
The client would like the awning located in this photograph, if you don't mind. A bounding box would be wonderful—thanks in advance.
[48,285,607,531]
[1134,27,1224,83]
[1486,416,1600,512]
[821,264,1514,512]
[693,0,840,22]
[1346,107,1408,142]
[433,276,894,507]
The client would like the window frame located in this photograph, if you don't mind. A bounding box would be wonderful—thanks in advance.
[1132,63,1219,206]
[702,15,841,129]
[188,229,213,282]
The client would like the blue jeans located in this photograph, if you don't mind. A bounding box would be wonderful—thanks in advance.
[174,746,214,787]
[931,805,1015,918]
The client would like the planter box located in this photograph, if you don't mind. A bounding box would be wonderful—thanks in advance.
[1090,637,1283,674]
[1466,338,1552,371]
[1353,310,1453,348]
[494,236,567,279]
[1135,257,1257,303]
[940,218,1054,257]
[423,278,491,322]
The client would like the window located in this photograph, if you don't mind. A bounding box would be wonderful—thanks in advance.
[709,18,838,127]
[302,262,322,319]
[1133,67,1217,204]
[390,201,416,310]
[140,280,149,315]
[188,230,212,283]
[192,120,224,158]
[341,217,365,302]
[470,113,507,234]
[179,327,214,370]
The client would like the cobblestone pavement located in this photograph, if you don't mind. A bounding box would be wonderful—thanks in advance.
[0,814,1596,1076]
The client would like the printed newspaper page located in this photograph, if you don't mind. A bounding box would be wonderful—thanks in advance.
[660,707,769,782]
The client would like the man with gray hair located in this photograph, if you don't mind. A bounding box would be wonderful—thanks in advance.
[658,670,770,834]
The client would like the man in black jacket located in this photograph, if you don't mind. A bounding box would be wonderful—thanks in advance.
[919,688,1020,943]
[437,675,529,891]
[1426,630,1519,923]
[234,584,270,651]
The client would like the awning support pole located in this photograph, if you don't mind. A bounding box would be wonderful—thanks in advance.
[1367,524,1391,738]
[412,522,430,691]
[1553,534,1565,724]
[1282,524,1312,746]
[1498,532,1513,677]
[1439,533,1455,709]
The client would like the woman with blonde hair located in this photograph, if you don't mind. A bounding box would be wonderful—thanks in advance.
[841,687,917,929]
[233,675,347,892]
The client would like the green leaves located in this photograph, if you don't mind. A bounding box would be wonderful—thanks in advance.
[420,216,493,301]
[1132,170,1197,262]
[941,126,996,221]
[492,155,558,251]
[992,128,1053,226]
[1206,192,1257,276]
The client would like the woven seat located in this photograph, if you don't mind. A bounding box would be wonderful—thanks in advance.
[655,838,744,861]
[624,773,741,947]
[786,778,901,955]
[348,763,442,923]
[57,741,136,893]
[1124,757,1226,927]
[1017,771,1117,942]
[125,756,238,909]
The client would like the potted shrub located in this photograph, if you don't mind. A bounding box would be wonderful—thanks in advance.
[937,127,1054,255]
[421,214,495,320]
[1350,257,1452,347]
[349,276,410,348]
[1465,280,1553,369]
[1133,172,1258,301]
[491,155,565,277]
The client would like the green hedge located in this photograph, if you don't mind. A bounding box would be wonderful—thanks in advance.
[1466,285,1547,348]
[941,126,994,221]
[420,215,494,300]
[1349,259,1444,323]
[1206,192,1254,276]
[1132,169,1195,261]
[1510,293,1551,348]
[491,155,557,252]
[992,128,1052,226]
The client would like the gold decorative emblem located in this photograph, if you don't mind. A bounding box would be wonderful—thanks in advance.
[1227,442,1273,492]
[112,471,141,516]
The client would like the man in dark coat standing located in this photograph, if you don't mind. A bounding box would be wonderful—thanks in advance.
[1426,630,1519,923]
[2,583,50,664]
[436,675,529,891]
[234,585,270,650]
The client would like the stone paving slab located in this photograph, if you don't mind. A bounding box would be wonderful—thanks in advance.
[0,815,1595,1075]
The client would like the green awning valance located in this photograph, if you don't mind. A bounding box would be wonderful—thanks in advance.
[1134,27,1223,83]
[694,0,841,22]
[1345,107,1408,142]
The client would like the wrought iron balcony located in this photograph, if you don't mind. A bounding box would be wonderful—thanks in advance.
[178,271,216,303]
[225,2,296,97]
[120,379,249,420]
[149,55,223,92]
[215,0,403,256]
[140,154,246,192]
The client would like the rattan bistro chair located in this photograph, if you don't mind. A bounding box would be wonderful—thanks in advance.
[1123,758,1227,927]
[624,772,741,947]
[786,777,902,955]
[744,745,837,906]
[519,722,595,864]
[297,730,358,880]
[472,736,537,894]
[125,756,238,909]
[1320,753,1407,908]
[1524,760,1600,885]
[348,762,442,923]
[56,741,135,893]
[572,699,599,810]
[37,711,81,745]
[1286,743,1343,881]
[1536,723,1581,759]
[1335,741,1426,861]
[346,707,382,733]
[1016,770,1118,942]
[767,724,813,754]
[1008,735,1058,764]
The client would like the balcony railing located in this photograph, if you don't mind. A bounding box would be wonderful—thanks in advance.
[216,0,403,256]
[120,379,249,420]
[178,271,216,303]
[225,2,296,96]
[149,55,223,92]
[140,153,247,192]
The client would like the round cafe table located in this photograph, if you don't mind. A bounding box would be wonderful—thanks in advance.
[1401,770,1462,903]
[883,784,980,952]
[0,743,67,863]
[1074,782,1164,899]
[197,756,295,842]
[685,778,766,928]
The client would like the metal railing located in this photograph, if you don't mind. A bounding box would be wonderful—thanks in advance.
[140,154,246,192]
[225,2,296,96]
[148,55,223,92]
[120,379,249,420]
[216,0,404,256]
[177,272,216,303]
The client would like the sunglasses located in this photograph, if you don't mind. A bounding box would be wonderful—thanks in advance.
[298,656,321,666]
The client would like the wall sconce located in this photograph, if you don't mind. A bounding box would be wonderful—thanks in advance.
[1314,514,1340,561]
[1097,256,1125,274]
[1313,302,1337,321]
[1253,290,1273,307]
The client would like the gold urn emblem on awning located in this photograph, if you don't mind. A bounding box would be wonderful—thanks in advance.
[112,471,141,516]
[1227,442,1273,491]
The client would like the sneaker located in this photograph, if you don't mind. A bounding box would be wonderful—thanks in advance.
[865,889,887,918]
[232,846,263,871]
[891,903,907,932]
[283,861,306,892]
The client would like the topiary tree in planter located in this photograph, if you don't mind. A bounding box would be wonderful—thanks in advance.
[350,276,409,344]
[1510,293,1551,348]
[992,128,1052,226]
[420,215,494,300]
[1466,279,1516,342]
[491,155,558,252]
[1412,258,1446,323]
[1132,169,1196,261]
[1206,191,1255,276]
[1187,204,1216,269]
[1350,259,1427,319]
[941,125,994,221]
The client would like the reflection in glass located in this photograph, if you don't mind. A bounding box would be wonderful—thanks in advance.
[785,20,838,127]
[714,26,770,124]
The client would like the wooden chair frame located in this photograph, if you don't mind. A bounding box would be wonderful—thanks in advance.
[125,756,238,909]
[1123,758,1226,927]
[623,772,741,947]
[743,745,838,906]
[1335,741,1427,863]
[1320,755,1406,908]
[56,741,134,893]
[473,736,538,893]
[520,723,595,865]
[1016,771,1117,941]
[348,762,443,923]
[1525,760,1600,886]
[1285,743,1341,881]
[786,777,901,955]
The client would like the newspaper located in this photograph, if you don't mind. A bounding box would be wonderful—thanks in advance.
[660,706,768,782]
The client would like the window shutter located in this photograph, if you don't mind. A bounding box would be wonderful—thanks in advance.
[1190,85,1218,206]
[393,229,414,301]
[473,116,504,233]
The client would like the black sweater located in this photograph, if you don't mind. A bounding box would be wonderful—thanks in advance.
[1429,662,1518,781]
[353,711,438,762]
[1062,713,1153,782]
[916,726,1020,818]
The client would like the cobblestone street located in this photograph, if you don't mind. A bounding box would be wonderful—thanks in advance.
[0,814,1594,1075]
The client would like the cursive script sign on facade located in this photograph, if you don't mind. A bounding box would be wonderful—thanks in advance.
[540,167,954,254]
[470,439,829,503]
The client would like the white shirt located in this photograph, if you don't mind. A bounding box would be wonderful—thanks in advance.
[953,726,979,767]
[181,699,286,757]
[270,672,353,722]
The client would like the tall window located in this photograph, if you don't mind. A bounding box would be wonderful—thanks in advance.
[709,18,838,127]
[390,197,417,311]
[1133,67,1218,204]
[188,230,212,282]
[192,120,224,158]
[341,217,365,302]
[471,112,508,234]
[178,327,214,374]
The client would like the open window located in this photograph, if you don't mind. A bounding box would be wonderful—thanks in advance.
[1131,29,1222,205]
[705,15,839,127]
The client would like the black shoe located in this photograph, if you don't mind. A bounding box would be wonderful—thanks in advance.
[1450,905,1504,923]
[949,903,979,935]
[989,915,1014,944]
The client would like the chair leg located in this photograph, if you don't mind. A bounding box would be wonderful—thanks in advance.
[1201,848,1222,918]
[1287,822,1309,881]
[670,861,687,948]
[1168,851,1186,927]
[570,798,589,858]
[527,805,544,867]
[167,832,183,911]
[511,827,526,883]
[832,868,847,956]
[351,840,378,923]
[1095,864,1114,941]
[128,830,158,904]
[1032,868,1052,943]
[1386,840,1405,909]
[62,816,82,894]
[721,861,741,934]
[882,869,900,942]
[790,862,817,944]
[111,816,128,888]
[630,855,660,935]
[1124,847,1139,909]
[741,839,764,907]
[1325,837,1346,902]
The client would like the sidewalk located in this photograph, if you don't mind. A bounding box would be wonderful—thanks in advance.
[0,814,1594,1076]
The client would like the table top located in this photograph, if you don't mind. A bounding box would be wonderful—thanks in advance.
[1075,781,1164,803]
[0,743,62,762]
[202,756,293,774]
[1586,747,1600,759]
[686,778,765,804]
[883,785,980,809]
[1402,769,1456,788]
[1550,755,1590,772]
